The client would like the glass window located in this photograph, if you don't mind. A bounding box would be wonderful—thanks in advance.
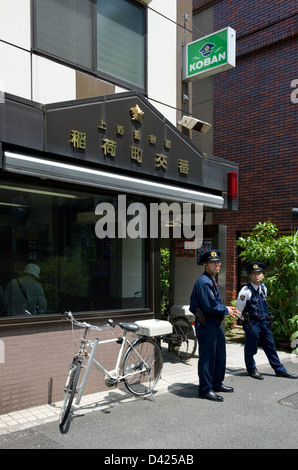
[34,0,94,69]
[33,0,146,90]
[97,0,145,88]
[0,180,148,317]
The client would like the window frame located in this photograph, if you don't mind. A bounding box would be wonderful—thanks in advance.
[0,174,154,328]
[31,0,147,94]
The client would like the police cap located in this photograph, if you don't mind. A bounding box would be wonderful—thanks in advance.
[246,262,266,273]
[200,250,221,264]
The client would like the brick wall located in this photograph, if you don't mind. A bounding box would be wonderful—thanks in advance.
[0,320,137,414]
[211,0,297,301]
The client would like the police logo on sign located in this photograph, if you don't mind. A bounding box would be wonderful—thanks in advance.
[199,42,215,57]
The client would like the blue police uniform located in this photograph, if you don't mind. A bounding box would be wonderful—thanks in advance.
[189,250,230,398]
[237,262,297,380]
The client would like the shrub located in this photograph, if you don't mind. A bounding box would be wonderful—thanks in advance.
[236,221,298,349]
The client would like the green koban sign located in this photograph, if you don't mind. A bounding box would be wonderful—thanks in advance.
[183,27,236,81]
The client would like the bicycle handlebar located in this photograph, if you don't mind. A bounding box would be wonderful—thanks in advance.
[63,311,115,331]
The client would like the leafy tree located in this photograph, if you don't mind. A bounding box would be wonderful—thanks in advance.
[236,221,298,351]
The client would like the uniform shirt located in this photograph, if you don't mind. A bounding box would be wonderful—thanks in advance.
[236,282,268,320]
[189,271,228,318]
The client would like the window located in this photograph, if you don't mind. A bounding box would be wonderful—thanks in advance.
[97,0,145,89]
[34,0,94,70]
[0,180,148,317]
[33,0,146,90]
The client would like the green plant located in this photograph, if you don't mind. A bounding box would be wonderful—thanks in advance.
[225,314,235,332]
[160,248,170,317]
[289,317,298,354]
[41,254,90,312]
[236,221,298,349]
[225,300,237,332]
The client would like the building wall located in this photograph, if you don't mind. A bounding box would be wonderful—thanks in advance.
[192,5,214,155]
[147,0,177,123]
[0,320,137,413]
[202,0,297,301]
[0,0,190,126]
[0,0,196,414]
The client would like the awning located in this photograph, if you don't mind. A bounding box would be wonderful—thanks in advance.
[3,151,224,208]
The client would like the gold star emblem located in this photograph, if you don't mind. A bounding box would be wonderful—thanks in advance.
[129,104,144,123]
[211,251,217,257]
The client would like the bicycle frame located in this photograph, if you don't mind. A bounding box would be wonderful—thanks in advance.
[74,327,149,405]
[60,312,163,430]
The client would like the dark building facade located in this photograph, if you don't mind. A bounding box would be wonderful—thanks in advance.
[0,0,242,415]
[0,91,238,413]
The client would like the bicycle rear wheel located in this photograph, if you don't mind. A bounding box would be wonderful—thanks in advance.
[122,337,163,396]
[59,357,82,429]
[169,316,197,360]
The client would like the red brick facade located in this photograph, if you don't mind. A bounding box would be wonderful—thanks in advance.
[211,0,297,302]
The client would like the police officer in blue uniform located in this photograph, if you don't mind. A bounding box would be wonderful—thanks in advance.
[236,262,297,380]
[189,250,239,401]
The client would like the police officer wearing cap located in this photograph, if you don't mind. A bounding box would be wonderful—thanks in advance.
[189,250,240,401]
[236,262,297,380]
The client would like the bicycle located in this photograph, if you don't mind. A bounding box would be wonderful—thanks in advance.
[59,312,163,430]
[162,310,197,360]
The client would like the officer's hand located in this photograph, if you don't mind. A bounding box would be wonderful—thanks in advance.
[227,306,240,318]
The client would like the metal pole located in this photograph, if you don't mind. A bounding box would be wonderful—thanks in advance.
[75,337,99,405]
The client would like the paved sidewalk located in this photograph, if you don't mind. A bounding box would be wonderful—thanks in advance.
[0,341,296,435]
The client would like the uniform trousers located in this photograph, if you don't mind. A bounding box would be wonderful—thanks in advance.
[243,319,287,374]
[195,316,226,394]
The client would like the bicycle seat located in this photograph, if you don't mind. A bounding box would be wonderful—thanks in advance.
[118,322,140,333]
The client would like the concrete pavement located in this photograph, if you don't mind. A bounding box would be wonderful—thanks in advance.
[0,340,297,436]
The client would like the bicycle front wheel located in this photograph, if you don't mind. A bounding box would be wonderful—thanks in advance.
[123,337,163,396]
[59,357,82,429]
[169,316,197,360]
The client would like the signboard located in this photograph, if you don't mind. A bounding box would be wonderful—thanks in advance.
[175,239,195,258]
[183,27,236,81]
[45,94,205,189]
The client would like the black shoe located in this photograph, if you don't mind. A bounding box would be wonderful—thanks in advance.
[276,370,298,379]
[213,384,234,393]
[199,391,223,402]
[249,369,264,380]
